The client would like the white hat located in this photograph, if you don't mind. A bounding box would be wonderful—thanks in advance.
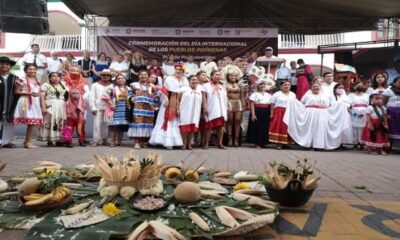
[265,46,273,51]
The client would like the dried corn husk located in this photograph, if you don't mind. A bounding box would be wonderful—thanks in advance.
[128,221,187,240]
[189,212,210,232]
[215,206,239,228]
[201,190,223,199]
[215,213,277,236]
[232,192,277,209]
[214,172,232,177]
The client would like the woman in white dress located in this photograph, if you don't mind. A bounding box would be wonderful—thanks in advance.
[161,54,176,78]
[149,64,189,149]
[13,64,44,149]
[178,75,202,150]
[349,83,370,149]
[283,82,352,150]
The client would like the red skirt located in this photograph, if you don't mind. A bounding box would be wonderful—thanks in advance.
[361,118,390,150]
[205,117,225,129]
[268,107,293,144]
[179,124,199,133]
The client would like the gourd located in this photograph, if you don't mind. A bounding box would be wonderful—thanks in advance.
[0,179,8,193]
[18,178,41,195]
[174,182,201,203]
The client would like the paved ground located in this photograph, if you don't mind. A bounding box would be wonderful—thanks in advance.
[0,139,399,239]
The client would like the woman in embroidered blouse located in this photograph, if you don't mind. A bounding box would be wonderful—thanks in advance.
[246,79,272,148]
[39,72,68,146]
[128,70,156,149]
[13,64,44,149]
[102,74,132,147]
[178,75,202,150]
[269,80,296,149]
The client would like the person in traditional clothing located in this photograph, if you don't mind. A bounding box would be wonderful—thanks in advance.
[39,72,68,146]
[361,94,390,154]
[149,64,189,149]
[383,77,400,148]
[295,59,313,100]
[371,72,388,95]
[89,69,114,146]
[283,82,352,150]
[178,75,202,150]
[321,72,337,99]
[62,53,77,76]
[0,56,19,148]
[149,58,163,86]
[64,66,90,144]
[269,80,296,149]
[331,83,353,147]
[102,74,132,147]
[13,64,44,149]
[225,69,245,147]
[65,88,86,147]
[349,83,370,149]
[246,79,273,148]
[128,70,156,149]
[202,70,228,149]
[193,70,208,147]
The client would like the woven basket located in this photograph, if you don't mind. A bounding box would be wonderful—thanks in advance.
[105,174,161,190]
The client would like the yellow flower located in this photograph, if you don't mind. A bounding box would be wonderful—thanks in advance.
[103,202,121,217]
[234,182,250,191]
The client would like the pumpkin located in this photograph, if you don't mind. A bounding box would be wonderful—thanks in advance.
[184,170,199,182]
[18,178,41,195]
[174,182,201,203]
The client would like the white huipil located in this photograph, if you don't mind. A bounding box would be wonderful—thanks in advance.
[283,92,352,149]
[179,86,202,128]
[348,93,369,144]
[202,82,228,123]
[149,76,189,147]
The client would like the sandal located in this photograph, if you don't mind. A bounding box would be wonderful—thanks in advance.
[217,144,225,150]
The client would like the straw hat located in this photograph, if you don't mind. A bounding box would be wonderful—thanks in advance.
[0,56,17,66]
[99,69,116,77]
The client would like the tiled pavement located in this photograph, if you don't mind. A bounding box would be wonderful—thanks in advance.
[0,140,399,239]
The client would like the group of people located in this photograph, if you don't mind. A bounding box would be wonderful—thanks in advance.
[0,44,399,155]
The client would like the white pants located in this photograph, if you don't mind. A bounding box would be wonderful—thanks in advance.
[0,121,15,145]
[92,110,108,143]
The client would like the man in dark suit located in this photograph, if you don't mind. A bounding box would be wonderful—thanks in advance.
[0,56,19,148]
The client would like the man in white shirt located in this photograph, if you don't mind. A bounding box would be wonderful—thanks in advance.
[89,69,114,146]
[184,55,199,76]
[47,51,63,74]
[321,72,337,97]
[109,54,129,79]
[200,55,218,78]
[256,46,277,61]
[21,44,47,83]
[275,59,291,87]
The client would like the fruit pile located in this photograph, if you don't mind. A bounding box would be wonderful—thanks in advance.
[23,186,71,206]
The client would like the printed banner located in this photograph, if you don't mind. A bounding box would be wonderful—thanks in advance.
[97,27,278,61]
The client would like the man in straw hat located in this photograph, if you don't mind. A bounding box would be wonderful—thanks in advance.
[89,69,115,146]
[0,56,19,148]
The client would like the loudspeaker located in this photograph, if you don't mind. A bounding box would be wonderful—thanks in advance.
[0,0,49,34]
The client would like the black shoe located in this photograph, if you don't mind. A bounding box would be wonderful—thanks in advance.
[79,142,86,147]
[66,143,74,148]
[83,140,90,144]
[47,141,55,147]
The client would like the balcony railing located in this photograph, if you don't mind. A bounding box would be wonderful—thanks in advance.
[30,35,81,51]
[31,33,345,51]
[279,33,345,48]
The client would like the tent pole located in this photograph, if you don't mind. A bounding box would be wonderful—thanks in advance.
[319,45,324,75]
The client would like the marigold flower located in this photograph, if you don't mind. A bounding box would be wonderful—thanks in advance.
[103,202,121,216]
